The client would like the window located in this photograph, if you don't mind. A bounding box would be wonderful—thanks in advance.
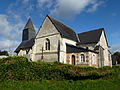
[92,55,96,64]
[45,38,50,50]
[26,49,30,54]
[80,54,85,62]
[108,53,111,61]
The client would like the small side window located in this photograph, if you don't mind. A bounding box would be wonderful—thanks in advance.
[80,54,85,62]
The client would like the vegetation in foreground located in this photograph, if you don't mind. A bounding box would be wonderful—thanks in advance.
[0,56,120,90]
[0,79,120,90]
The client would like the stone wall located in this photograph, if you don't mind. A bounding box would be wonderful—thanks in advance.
[98,31,112,66]
[77,43,96,50]
[59,38,77,64]
[66,52,98,67]
[32,16,61,62]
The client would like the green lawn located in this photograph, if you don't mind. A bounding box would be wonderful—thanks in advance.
[0,79,120,90]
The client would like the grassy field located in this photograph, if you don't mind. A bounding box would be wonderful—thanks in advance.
[0,79,120,90]
[0,56,120,90]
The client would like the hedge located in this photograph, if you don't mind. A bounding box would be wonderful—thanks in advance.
[0,56,117,81]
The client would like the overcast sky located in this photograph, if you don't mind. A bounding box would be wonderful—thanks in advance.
[0,0,120,54]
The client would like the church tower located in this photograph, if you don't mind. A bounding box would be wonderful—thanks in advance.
[22,18,36,41]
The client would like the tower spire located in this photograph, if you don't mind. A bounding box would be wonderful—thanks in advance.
[24,18,35,30]
[22,18,36,41]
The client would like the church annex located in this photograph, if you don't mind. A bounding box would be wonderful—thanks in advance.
[15,15,112,67]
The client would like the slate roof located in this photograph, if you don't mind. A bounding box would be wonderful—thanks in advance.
[15,15,105,53]
[77,28,103,44]
[24,18,35,30]
[15,38,35,53]
[66,44,98,53]
[47,15,78,42]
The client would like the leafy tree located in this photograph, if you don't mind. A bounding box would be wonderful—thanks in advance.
[113,52,120,64]
[0,50,9,56]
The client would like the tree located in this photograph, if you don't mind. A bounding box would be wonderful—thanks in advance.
[0,50,9,56]
[112,52,120,64]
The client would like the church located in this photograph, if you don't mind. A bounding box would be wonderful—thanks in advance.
[15,15,112,67]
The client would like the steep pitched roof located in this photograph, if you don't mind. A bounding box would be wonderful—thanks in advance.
[47,15,78,41]
[66,44,98,53]
[24,18,35,30]
[15,38,35,53]
[77,28,103,44]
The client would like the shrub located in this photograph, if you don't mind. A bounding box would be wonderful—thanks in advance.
[0,56,116,81]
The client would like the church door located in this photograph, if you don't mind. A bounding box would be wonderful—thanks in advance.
[72,55,75,65]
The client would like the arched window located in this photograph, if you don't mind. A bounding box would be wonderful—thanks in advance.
[80,54,85,62]
[45,38,50,50]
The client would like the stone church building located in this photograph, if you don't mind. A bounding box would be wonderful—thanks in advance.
[15,15,112,67]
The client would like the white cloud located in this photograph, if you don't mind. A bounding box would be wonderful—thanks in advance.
[37,0,54,9]
[110,44,120,53]
[0,14,24,40]
[9,0,106,19]
[50,0,91,18]
[0,40,19,51]
[0,0,106,54]
[0,15,12,37]
[0,14,25,53]
[87,1,105,12]
[36,0,106,18]
[49,0,106,18]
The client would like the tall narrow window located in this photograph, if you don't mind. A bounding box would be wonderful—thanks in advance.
[92,55,96,64]
[45,38,50,50]
[80,54,85,62]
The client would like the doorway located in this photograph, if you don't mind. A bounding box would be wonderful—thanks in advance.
[72,55,75,65]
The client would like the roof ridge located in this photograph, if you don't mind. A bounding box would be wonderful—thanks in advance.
[47,15,76,33]
[78,28,103,35]
[66,43,98,53]
[77,28,103,44]
[76,33,80,42]
[47,15,78,41]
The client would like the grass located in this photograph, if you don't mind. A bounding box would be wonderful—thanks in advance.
[0,56,120,90]
[0,79,120,90]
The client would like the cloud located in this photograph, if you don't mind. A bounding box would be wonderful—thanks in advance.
[7,0,33,19]
[37,0,56,10]
[37,0,49,3]
[36,0,106,18]
[8,0,105,19]
[0,40,19,51]
[0,0,106,54]
[87,1,105,12]
[110,44,120,53]
[0,14,25,53]
[22,0,29,4]
[0,14,24,40]
[49,0,106,18]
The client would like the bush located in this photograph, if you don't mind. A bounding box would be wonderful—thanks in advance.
[0,56,116,81]
[0,50,9,56]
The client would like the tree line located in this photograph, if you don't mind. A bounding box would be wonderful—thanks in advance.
[112,52,120,64]
[0,50,9,56]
